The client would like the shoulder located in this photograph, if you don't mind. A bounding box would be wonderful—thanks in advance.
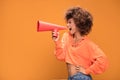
[62,32,69,37]
[85,38,105,55]
[61,32,71,44]
[84,37,99,50]
[62,32,70,40]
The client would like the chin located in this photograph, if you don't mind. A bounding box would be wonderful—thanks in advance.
[69,31,74,35]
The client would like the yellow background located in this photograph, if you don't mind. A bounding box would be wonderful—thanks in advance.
[0,0,120,80]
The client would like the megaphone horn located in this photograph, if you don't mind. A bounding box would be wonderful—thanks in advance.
[37,21,67,32]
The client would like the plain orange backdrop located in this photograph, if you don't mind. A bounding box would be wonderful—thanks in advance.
[0,0,120,80]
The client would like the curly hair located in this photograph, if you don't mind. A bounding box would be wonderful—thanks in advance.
[65,6,93,36]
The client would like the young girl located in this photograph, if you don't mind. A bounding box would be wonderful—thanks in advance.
[52,6,108,80]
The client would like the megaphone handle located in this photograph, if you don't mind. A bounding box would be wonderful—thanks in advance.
[53,29,58,38]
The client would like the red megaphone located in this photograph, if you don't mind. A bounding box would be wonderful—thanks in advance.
[37,21,67,37]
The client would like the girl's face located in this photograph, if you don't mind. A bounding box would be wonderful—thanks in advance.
[67,18,77,35]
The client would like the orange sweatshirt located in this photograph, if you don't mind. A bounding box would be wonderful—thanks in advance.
[54,32,108,75]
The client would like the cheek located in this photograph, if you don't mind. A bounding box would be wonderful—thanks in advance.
[72,26,76,31]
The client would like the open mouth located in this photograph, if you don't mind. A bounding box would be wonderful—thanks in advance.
[69,28,72,31]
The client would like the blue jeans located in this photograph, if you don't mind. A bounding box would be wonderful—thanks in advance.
[68,72,92,80]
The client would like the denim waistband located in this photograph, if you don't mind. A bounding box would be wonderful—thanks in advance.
[68,72,92,80]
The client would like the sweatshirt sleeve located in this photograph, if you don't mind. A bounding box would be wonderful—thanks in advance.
[85,45,109,75]
[54,33,67,61]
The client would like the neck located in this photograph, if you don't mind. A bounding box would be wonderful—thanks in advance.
[73,32,83,42]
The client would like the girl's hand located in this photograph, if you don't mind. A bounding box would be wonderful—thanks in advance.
[52,31,59,41]
[80,67,87,74]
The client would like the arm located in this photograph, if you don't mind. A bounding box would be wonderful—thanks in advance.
[52,32,67,61]
[85,45,109,75]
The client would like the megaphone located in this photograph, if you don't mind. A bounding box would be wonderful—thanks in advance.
[37,21,67,37]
